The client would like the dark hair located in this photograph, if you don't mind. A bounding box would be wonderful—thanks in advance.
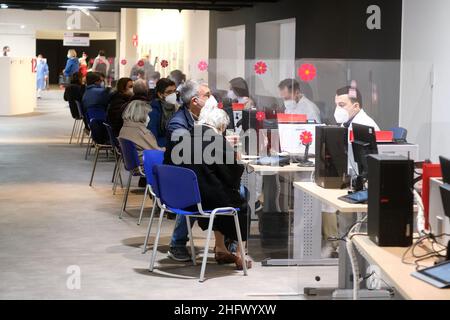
[86,72,101,86]
[229,77,249,98]
[70,72,82,85]
[98,50,105,56]
[155,78,176,96]
[278,78,300,93]
[137,69,145,77]
[3,46,9,51]
[169,70,186,86]
[336,86,363,108]
[116,77,132,94]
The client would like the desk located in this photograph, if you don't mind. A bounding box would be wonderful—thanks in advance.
[352,235,450,300]
[293,182,368,294]
[242,161,315,266]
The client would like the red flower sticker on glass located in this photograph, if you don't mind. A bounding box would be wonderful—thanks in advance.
[120,59,127,65]
[161,60,169,68]
[137,59,145,67]
[108,57,114,64]
[298,63,317,82]
[254,61,267,75]
[256,111,266,121]
[198,60,208,71]
[89,58,94,65]
[300,131,313,145]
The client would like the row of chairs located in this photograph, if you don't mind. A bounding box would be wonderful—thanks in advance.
[69,105,248,282]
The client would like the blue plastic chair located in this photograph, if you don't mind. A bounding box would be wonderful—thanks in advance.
[140,150,165,252]
[88,119,113,187]
[85,109,107,159]
[389,127,408,142]
[104,123,123,192]
[118,138,145,219]
[149,165,248,282]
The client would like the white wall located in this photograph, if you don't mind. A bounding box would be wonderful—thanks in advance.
[0,9,119,57]
[401,0,450,161]
[182,10,210,82]
[216,25,245,90]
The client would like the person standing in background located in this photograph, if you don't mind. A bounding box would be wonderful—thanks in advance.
[2,46,10,57]
[92,50,110,78]
[79,52,88,80]
[36,54,49,99]
[63,49,79,82]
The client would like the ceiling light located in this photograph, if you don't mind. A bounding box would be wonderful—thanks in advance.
[1,4,8,9]
[20,25,25,29]
[59,5,98,10]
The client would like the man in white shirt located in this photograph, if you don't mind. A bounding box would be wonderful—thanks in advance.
[334,86,380,130]
[278,78,321,123]
[322,85,381,258]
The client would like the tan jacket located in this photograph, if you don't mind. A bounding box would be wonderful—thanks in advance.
[119,121,164,159]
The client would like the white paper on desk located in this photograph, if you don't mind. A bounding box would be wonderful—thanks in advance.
[278,123,322,155]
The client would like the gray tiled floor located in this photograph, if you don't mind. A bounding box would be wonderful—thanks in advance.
[0,90,338,299]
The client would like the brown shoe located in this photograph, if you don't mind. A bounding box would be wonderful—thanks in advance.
[215,251,237,265]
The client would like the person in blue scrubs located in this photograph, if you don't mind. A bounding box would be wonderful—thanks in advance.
[36,54,49,99]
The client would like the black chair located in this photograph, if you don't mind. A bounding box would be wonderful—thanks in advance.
[89,119,113,187]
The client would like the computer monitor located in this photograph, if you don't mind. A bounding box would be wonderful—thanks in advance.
[440,184,450,218]
[351,123,378,178]
[439,156,450,184]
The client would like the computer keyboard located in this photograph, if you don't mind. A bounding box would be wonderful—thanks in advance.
[338,190,368,204]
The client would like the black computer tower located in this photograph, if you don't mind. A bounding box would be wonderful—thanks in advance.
[367,155,414,247]
[315,126,348,189]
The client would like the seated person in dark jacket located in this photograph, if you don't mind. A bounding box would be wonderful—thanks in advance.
[114,79,151,136]
[147,78,177,148]
[167,106,251,270]
[106,77,133,137]
[63,72,85,118]
[82,72,111,120]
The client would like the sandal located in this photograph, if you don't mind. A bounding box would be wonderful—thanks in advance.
[214,251,237,265]
[235,256,252,270]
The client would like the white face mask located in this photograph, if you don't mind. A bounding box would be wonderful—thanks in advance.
[227,90,238,100]
[204,95,218,109]
[334,106,350,124]
[284,99,297,111]
[145,115,150,127]
[165,92,178,105]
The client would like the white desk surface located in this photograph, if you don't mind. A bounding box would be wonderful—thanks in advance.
[293,181,367,213]
[241,160,315,174]
[352,235,450,300]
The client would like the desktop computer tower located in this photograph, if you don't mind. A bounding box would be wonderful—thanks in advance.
[367,155,414,247]
[315,126,348,189]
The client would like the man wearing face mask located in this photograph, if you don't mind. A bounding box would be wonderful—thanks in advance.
[334,86,380,130]
[278,79,321,123]
[321,86,381,258]
[163,80,219,262]
[147,78,178,148]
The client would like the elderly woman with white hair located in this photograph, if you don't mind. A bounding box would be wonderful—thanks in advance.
[119,100,165,160]
[167,105,252,270]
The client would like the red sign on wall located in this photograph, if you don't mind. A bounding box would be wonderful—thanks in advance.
[132,34,138,47]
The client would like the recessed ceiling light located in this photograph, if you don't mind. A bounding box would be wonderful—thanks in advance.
[1,4,9,9]
[20,25,25,29]
[59,5,98,10]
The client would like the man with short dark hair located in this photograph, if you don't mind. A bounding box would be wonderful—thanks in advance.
[278,78,321,123]
[82,72,111,116]
[334,86,380,130]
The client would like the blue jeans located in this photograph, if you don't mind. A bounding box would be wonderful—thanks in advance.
[169,185,249,248]
[170,215,197,248]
